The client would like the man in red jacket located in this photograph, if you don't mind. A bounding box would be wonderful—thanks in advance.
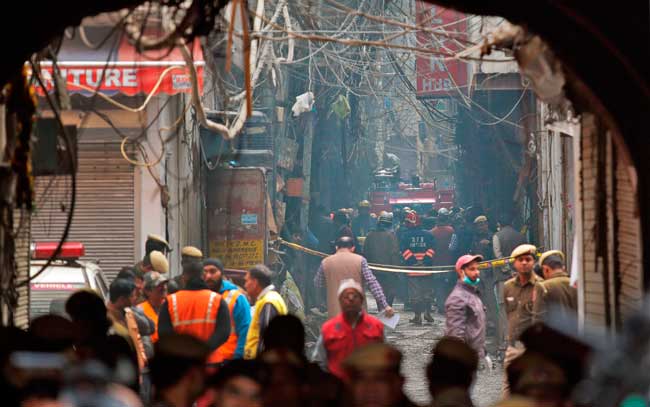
[312,279,384,378]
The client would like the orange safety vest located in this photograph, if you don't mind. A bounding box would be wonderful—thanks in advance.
[215,289,241,360]
[140,301,160,343]
[167,289,223,365]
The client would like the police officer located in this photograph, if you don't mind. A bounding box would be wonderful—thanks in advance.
[168,246,203,294]
[134,234,171,274]
[364,212,401,306]
[533,250,577,324]
[399,211,436,325]
[502,244,543,396]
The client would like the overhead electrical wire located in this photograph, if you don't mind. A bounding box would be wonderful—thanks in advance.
[19,61,77,288]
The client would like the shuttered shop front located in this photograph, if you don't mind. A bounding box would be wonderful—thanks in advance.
[31,134,135,282]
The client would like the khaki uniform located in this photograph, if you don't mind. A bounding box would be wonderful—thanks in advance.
[532,271,577,324]
[502,273,543,397]
[503,273,544,344]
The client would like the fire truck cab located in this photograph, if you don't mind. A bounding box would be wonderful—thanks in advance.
[368,170,455,215]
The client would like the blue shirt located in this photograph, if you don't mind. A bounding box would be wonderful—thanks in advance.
[219,280,252,359]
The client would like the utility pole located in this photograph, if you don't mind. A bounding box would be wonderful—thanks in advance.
[300,112,314,230]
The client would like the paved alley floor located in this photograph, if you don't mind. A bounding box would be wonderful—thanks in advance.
[369,299,503,407]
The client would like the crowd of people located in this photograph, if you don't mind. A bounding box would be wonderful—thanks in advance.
[0,201,586,407]
[304,202,547,342]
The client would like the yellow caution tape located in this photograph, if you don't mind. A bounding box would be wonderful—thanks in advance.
[277,239,532,275]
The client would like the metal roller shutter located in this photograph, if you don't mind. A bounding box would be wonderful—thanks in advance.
[31,137,135,282]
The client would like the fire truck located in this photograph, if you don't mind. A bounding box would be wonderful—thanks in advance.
[368,169,455,215]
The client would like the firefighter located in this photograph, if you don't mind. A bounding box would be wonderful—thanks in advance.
[399,211,436,325]
[364,212,401,306]
[157,261,231,370]
[352,200,375,238]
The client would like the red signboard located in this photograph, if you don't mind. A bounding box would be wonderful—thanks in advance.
[34,63,204,97]
[415,2,468,98]
[31,35,205,97]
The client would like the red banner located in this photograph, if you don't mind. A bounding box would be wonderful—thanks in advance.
[415,2,468,98]
[34,63,204,97]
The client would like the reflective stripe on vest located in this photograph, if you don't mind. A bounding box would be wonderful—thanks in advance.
[166,290,222,346]
[224,290,238,321]
[215,289,241,361]
[170,292,218,327]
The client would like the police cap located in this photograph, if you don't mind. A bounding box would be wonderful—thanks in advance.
[539,250,565,267]
[149,250,169,273]
[181,246,203,258]
[511,244,537,259]
[147,234,171,250]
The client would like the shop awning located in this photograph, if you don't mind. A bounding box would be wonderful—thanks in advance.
[36,26,204,96]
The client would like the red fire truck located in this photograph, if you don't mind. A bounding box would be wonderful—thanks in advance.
[368,170,455,215]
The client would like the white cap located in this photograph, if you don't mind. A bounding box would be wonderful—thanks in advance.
[337,278,363,298]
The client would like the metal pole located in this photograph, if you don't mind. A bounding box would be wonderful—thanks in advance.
[300,112,314,229]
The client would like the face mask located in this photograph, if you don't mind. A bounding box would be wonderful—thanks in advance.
[463,275,480,287]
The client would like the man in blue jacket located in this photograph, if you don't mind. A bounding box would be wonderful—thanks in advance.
[203,258,252,360]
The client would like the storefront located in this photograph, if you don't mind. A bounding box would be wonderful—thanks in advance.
[31,26,203,280]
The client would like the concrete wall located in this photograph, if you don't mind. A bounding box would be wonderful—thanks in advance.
[136,94,203,277]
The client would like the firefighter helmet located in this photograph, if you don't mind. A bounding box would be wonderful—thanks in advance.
[358,200,371,208]
[378,211,393,225]
[405,211,419,227]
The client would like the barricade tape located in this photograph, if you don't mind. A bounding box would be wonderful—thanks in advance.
[277,239,526,275]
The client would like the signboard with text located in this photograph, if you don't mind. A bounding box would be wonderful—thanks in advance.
[207,168,267,270]
[415,2,468,98]
[210,239,264,270]
[34,64,204,97]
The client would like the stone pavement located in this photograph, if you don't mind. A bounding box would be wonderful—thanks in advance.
[368,298,503,407]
